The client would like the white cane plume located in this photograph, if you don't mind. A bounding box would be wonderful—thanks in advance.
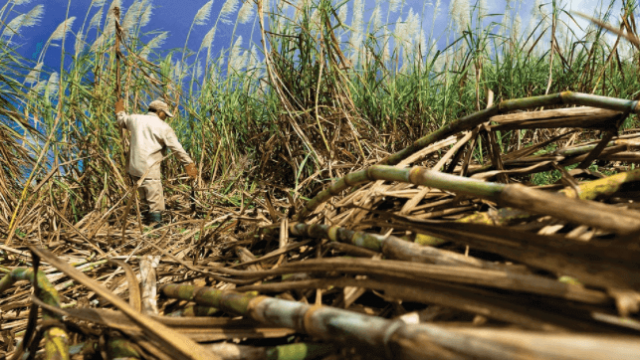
[92,0,108,7]
[107,0,122,26]
[75,29,84,54]
[449,0,470,32]
[194,0,214,26]
[238,1,255,24]
[512,13,521,41]
[25,62,43,85]
[371,5,382,30]
[33,80,46,94]
[407,7,420,39]
[310,8,323,30]
[229,36,248,73]
[139,3,153,28]
[337,2,348,24]
[196,60,203,79]
[221,0,240,24]
[141,31,167,59]
[104,0,122,36]
[49,17,76,42]
[91,0,121,51]
[394,15,406,53]
[349,0,364,65]
[382,28,390,63]
[172,59,182,81]
[390,0,401,13]
[122,0,144,33]
[46,72,59,98]
[22,4,44,28]
[89,8,103,30]
[351,0,364,32]
[247,45,261,73]
[499,7,510,36]
[418,28,428,59]
[477,0,487,19]
[2,15,25,38]
[200,26,216,50]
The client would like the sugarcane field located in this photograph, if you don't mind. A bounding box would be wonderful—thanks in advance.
[3,0,640,359]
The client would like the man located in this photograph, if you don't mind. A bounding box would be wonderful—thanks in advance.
[116,98,197,227]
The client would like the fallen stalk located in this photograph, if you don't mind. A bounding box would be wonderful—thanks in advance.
[257,222,524,272]
[296,165,640,235]
[0,268,69,360]
[217,257,609,304]
[160,284,640,360]
[234,277,610,332]
[416,169,640,245]
[379,92,640,166]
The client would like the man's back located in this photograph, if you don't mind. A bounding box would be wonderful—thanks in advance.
[117,111,192,179]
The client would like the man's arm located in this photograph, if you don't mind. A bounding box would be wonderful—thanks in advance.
[164,127,194,165]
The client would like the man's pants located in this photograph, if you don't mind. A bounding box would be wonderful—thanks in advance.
[130,176,165,212]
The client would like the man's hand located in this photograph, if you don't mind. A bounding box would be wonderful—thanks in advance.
[115,98,124,113]
[186,163,198,180]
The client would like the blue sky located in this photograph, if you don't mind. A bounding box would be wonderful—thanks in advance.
[4,0,625,75]
[6,1,504,68]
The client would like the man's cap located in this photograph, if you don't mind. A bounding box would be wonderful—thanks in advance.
[148,99,174,118]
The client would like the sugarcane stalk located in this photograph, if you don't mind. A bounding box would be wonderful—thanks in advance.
[416,169,640,245]
[379,92,640,166]
[297,165,500,221]
[166,305,219,317]
[160,284,465,360]
[113,7,130,173]
[160,284,640,360]
[0,268,69,360]
[63,339,140,359]
[296,165,640,235]
[107,338,142,359]
[205,342,335,360]
[264,343,334,360]
[257,222,513,271]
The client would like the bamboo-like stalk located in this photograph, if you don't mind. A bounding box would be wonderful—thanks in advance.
[379,92,640,166]
[166,305,219,317]
[206,342,336,360]
[159,284,463,360]
[0,268,69,360]
[257,222,514,271]
[416,168,640,245]
[225,257,608,304]
[160,284,640,360]
[107,338,142,359]
[296,165,640,235]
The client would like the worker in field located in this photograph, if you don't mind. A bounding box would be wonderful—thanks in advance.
[115,98,197,228]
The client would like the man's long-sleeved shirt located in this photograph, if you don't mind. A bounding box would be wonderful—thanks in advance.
[116,111,193,179]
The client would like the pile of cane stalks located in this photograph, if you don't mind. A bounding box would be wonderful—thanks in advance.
[3,92,640,360]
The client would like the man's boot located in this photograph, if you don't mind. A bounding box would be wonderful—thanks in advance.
[146,212,163,229]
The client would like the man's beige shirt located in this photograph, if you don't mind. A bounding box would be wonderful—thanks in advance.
[117,111,193,179]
